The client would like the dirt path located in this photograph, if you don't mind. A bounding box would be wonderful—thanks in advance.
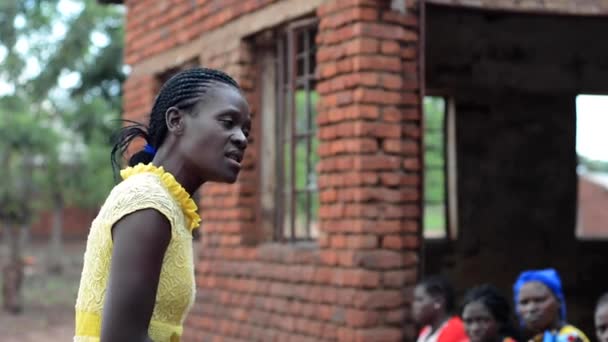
[1,308,74,342]
[1,241,84,342]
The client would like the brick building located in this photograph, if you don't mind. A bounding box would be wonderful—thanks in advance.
[101,0,608,340]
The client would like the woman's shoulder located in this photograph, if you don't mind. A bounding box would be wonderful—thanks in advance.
[111,171,169,197]
[558,324,590,342]
[439,317,468,342]
[101,173,177,217]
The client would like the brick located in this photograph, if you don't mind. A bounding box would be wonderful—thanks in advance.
[353,56,402,72]
[354,155,401,170]
[354,327,403,342]
[353,290,405,309]
[353,88,402,105]
[383,140,419,154]
[318,172,378,187]
[402,46,417,60]
[353,250,408,269]
[384,269,418,288]
[381,40,401,54]
[318,122,400,139]
[345,309,381,327]
[403,157,421,171]
[355,22,418,41]
[385,308,408,324]
[317,72,380,94]
[313,267,334,284]
[320,7,379,30]
[383,234,420,249]
[317,105,379,124]
[320,188,338,203]
[381,73,403,90]
[346,234,378,248]
[318,138,379,156]
[317,0,379,17]
[331,269,381,288]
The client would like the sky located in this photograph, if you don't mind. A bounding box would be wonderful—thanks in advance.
[576,95,608,161]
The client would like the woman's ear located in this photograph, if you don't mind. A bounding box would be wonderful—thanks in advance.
[166,107,184,135]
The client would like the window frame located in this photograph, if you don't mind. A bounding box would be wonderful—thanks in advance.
[257,18,319,243]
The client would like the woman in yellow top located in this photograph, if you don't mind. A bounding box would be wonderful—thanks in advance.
[74,67,251,342]
[513,269,590,342]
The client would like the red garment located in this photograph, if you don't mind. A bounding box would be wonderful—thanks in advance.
[418,317,469,342]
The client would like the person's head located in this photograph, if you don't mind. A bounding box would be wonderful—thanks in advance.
[112,67,251,185]
[462,284,517,342]
[595,293,608,342]
[412,275,456,326]
[513,269,565,335]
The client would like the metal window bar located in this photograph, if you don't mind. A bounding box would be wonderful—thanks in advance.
[274,19,318,242]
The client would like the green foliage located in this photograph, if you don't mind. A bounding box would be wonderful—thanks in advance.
[0,0,124,219]
[294,90,319,227]
[579,155,608,172]
[423,96,446,234]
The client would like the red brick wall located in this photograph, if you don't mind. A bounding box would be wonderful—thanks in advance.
[121,0,424,341]
[29,207,98,240]
[124,0,280,66]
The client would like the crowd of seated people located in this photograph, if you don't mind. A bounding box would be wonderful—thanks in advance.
[412,268,606,342]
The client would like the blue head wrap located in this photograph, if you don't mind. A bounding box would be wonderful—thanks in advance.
[513,268,566,322]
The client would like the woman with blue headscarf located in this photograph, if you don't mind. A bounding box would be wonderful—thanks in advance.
[513,268,589,342]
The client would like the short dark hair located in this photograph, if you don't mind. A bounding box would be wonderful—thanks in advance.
[419,275,456,313]
[462,284,518,339]
[111,67,240,174]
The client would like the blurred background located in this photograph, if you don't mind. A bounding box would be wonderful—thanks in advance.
[0,0,123,340]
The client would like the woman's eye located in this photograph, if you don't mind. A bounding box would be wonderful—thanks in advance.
[220,119,233,128]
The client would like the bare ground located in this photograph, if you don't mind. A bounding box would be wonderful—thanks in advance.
[0,240,85,342]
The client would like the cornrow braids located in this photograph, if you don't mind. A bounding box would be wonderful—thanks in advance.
[110,67,240,179]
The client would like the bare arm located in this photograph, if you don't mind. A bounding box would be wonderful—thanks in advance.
[100,209,171,342]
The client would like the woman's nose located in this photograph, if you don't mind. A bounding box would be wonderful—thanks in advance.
[231,130,248,149]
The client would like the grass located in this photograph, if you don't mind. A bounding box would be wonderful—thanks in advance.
[424,205,446,238]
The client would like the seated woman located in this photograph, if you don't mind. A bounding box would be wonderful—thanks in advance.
[462,284,519,342]
[595,292,608,342]
[513,268,589,342]
[412,275,468,342]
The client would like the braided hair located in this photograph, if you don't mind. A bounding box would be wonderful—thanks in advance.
[462,284,519,340]
[111,67,240,176]
[419,275,457,314]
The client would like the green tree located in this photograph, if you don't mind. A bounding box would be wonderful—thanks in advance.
[0,0,124,311]
[0,96,56,313]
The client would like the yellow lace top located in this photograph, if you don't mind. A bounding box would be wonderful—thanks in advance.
[74,163,200,342]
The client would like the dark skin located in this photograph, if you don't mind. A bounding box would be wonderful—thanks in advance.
[596,302,608,342]
[100,83,250,342]
[516,282,562,337]
[412,285,449,337]
[462,301,500,342]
